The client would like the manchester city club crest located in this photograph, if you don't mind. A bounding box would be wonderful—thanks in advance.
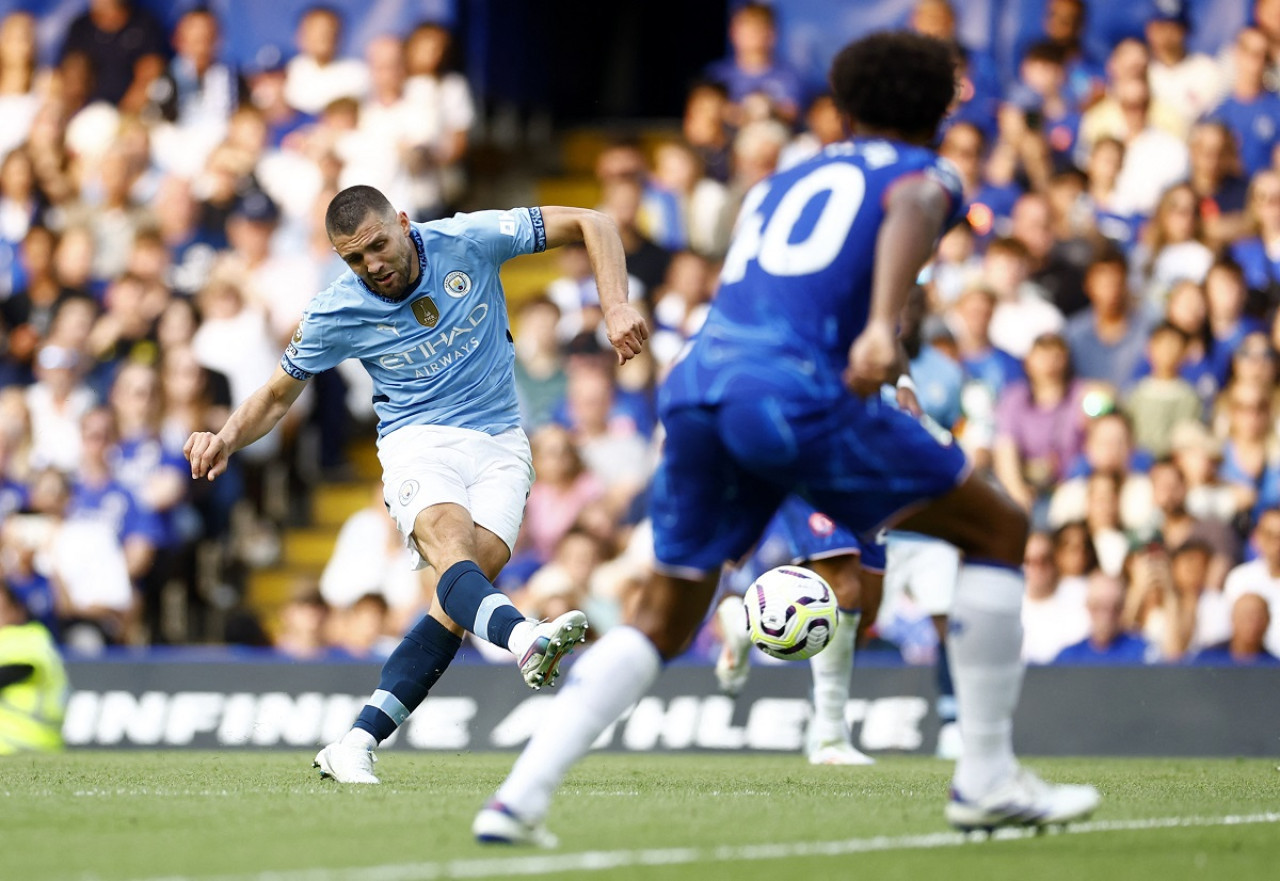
[443,270,472,298]
[410,296,439,328]
[398,479,420,506]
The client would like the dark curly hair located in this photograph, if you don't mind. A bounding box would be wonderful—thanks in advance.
[829,31,958,143]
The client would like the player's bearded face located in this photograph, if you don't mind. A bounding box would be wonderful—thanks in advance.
[335,213,417,299]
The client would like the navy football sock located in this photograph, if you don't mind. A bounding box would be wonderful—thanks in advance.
[435,560,526,648]
[353,615,461,743]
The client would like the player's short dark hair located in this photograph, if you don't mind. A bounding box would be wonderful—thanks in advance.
[829,31,957,143]
[325,185,396,238]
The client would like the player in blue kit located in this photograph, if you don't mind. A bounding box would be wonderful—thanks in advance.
[475,32,1099,846]
[714,495,885,766]
[185,185,648,784]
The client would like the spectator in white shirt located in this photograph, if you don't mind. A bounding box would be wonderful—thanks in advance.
[984,235,1064,359]
[1145,2,1227,126]
[402,22,475,218]
[1022,531,1090,663]
[25,344,95,473]
[320,485,427,635]
[283,5,368,115]
[1222,507,1280,657]
[1110,76,1190,216]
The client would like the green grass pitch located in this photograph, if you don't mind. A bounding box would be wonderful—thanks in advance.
[4,752,1278,881]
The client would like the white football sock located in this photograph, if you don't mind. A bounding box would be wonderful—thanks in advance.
[507,620,536,658]
[808,609,859,747]
[340,727,377,751]
[494,625,662,822]
[948,564,1025,798]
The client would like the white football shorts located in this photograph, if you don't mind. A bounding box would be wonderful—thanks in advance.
[882,534,961,617]
[378,424,533,569]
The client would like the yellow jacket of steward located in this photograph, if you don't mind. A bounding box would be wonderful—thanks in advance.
[0,621,68,754]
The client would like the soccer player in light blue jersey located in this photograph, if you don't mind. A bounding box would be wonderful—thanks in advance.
[476,32,1099,847]
[185,185,648,783]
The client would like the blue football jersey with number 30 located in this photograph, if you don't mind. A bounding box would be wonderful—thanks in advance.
[661,139,964,411]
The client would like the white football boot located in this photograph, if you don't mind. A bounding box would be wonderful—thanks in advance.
[808,739,876,766]
[805,713,875,765]
[714,596,752,696]
[519,610,589,689]
[313,742,380,784]
[945,766,1101,832]
[473,802,559,848]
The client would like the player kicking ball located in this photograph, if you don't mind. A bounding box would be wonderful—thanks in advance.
[185,186,647,784]
[474,31,1099,846]
[714,496,882,766]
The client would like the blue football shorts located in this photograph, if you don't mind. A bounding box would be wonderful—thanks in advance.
[754,495,885,573]
[651,392,967,576]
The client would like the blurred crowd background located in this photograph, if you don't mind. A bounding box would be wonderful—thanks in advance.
[0,0,1278,669]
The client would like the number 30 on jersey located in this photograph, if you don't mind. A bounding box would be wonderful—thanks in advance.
[720,164,867,283]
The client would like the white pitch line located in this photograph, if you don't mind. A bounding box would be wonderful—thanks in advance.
[120,812,1280,881]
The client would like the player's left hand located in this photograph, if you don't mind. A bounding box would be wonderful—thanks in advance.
[845,320,898,396]
[603,303,649,365]
[896,383,922,416]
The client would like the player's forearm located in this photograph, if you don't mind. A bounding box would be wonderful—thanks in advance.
[867,193,946,326]
[580,213,630,313]
[217,384,293,454]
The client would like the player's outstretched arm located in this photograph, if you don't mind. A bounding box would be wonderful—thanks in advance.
[845,178,950,396]
[540,205,648,364]
[184,366,308,481]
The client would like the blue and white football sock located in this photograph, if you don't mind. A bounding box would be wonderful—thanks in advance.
[350,614,462,744]
[947,563,1025,798]
[434,560,533,653]
[808,609,860,747]
[494,626,662,822]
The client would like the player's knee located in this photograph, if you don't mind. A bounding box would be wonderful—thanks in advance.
[976,494,1029,566]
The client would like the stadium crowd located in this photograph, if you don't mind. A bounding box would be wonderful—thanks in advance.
[0,0,1278,669]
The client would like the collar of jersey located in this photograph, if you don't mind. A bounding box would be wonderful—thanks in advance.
[356,226,428,304]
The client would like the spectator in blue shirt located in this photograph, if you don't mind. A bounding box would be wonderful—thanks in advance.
[952,287,1024,395]
[1228,171,1280,310]
[1207,28,1280,178]
[1054,572,1153,663]
[1040,0,1106,110]
[1064,248,1156,391]
[910,0,1002,141]
[68,407,162,586]
[703,3,807,125]
[1206,260,1268,385]
[1193,592,1280,665]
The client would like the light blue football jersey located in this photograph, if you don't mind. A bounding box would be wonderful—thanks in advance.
[282,208,547,437]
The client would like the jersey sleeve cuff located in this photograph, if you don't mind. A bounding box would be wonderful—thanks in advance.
[528,206,547,253]
[281,356,313,381]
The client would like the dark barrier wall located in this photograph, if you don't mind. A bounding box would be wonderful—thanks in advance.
[63,661,1280,756]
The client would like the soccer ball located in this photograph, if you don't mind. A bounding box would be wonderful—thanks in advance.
[743,565,838,661]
